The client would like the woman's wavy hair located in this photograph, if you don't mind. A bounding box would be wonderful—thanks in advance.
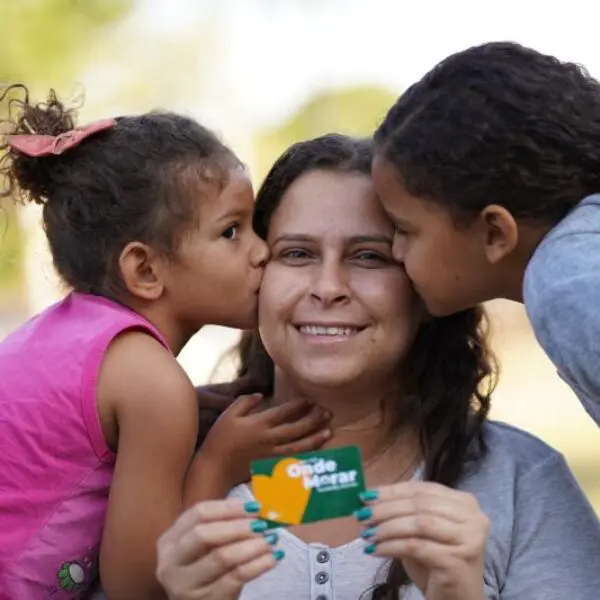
[211,134,497,599]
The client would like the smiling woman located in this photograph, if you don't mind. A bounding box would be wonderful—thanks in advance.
[258,166,422,394]
[156,134,600,600]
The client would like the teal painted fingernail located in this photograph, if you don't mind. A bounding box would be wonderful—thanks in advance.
[244,501,261,514]
[364,543,377,555]
[354,507,373,522]
[359,490,379,502]
[273,549,285,561]
[264,532,279,545]
[251,520,268,533]
[361,526,376,539]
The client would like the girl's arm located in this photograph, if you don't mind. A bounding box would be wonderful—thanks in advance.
[97,331,199,600]
[97,333,331,600]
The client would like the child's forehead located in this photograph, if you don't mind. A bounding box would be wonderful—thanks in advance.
[184,159,247,196]
[195,166,254,218]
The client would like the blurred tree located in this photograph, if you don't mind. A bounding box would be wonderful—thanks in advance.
[0,0,133,299]
[1,0,132,83]
[254,84,398,180]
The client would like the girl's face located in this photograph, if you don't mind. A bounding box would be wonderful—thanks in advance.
[167,167,269,331]
[258,169,423,391]
[371,154,496,317]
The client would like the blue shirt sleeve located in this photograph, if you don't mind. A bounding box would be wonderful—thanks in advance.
[523,194,600,427]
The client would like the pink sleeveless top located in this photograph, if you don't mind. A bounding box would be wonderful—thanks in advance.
[0,293,169,599]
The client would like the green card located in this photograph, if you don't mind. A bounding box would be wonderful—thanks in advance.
[250,445,366,526]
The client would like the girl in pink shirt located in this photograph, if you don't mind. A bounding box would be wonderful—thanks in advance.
[0,85,330,600]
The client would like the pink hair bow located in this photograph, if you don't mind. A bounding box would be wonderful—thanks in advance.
[6,118,117,157]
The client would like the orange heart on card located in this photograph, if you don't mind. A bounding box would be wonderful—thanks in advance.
[252,457,311,525]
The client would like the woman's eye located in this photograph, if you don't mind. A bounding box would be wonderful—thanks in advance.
[222,224,238,240]
[354,251,388,264]
[283,250,307,259]
[280,249,311,261]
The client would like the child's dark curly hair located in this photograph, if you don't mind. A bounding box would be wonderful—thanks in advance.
[0,84,238,297]
[375,41,600,225]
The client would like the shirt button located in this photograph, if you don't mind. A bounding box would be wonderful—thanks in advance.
[315,571,329,584]
[316,550,330,564]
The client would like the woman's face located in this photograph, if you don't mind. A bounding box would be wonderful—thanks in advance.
[258,169,424,390]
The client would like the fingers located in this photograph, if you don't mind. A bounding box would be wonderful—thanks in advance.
[257,398,315,426]
[355,483,489,563]
[362,514,464,548]
[360,482,480,524]
[225,393,265,417]
[374,480,463,502]
[158,522,280,598]
[361,496,466,527]
[270,404,331,444]
[274,428,331,455]
[216,550,280,597]
[372,538,457,568]
[200,536,277,585]
[158,499,256,549]
[170,517,269,566]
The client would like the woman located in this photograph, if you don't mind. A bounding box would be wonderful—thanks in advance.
[156,134,600,600]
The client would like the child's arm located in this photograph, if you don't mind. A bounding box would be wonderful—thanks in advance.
[524,198,600,426]
[184,394,332,505]
[97,332,198,600]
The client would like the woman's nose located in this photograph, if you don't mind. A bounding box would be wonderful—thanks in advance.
[309,262,350,307]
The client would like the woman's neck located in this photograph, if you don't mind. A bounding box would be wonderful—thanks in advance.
[272,368,420,483]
